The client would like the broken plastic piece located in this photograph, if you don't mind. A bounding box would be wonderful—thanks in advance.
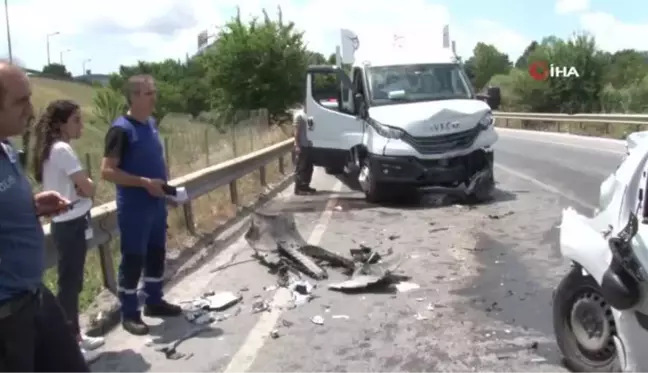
[311,315,324,325]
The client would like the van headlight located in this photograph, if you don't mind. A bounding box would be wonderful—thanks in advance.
[478,112,494,129]
[373,121,405,139]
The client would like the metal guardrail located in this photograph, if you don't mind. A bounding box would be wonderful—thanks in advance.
[42,138,294,292]
[493,112,648,137]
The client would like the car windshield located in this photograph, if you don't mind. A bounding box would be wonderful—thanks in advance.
[366,63,472,106]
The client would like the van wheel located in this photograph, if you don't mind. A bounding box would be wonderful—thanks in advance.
[465,166,495,203]
[553,267,620,372]
[358,158,386,203]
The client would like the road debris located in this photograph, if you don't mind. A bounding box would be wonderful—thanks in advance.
[245,210,412,294]
[252,299,271,313]
[311,315,324,325]
[332,314,350,320]
[154,325,212,360]
[488,211,514,219]
[394,282,420,293]
[183,291,242,324]
[270,329,280,339]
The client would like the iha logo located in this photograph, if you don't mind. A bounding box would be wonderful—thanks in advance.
[528,61,580,81]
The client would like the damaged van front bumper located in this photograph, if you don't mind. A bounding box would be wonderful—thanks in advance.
[368,148,493,187]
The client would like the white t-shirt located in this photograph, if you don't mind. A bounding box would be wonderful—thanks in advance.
[42,141,92,223]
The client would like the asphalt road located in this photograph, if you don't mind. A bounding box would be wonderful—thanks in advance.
[89,128,625,372]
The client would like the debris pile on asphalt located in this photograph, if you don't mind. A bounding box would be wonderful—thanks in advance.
[244,211,411,293]
[182,291,242,325]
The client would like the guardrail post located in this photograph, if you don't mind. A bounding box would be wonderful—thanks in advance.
[229,180,239,205]
[278,155,285,174]
[204,128,210,166]
[259,165,267,187]
[98,243,117,293]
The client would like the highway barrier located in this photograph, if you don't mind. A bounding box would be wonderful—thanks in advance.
[494,112,648,139]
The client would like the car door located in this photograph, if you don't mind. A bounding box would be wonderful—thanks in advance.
[306,67,364,168]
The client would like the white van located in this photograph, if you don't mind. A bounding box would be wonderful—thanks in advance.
[304,29,501,203]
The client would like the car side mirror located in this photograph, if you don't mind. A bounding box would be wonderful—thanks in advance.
[354,93,368,119]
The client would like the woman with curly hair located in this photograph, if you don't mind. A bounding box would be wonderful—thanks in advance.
[32,99,105,361]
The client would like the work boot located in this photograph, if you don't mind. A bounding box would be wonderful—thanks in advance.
[122,315,149,336]
[294,186,315,195]
[144,299,183,317]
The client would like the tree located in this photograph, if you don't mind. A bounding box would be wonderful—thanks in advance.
[514,41,538,69]
[465,43,512,91]
[42,63,72,79]
[200,7,308,120]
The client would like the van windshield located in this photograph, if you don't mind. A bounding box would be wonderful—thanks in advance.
[366,63,472,106]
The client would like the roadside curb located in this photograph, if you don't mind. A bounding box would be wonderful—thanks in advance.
[81,173,295,336]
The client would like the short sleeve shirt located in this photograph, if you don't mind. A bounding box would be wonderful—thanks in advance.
[292,109,311,147]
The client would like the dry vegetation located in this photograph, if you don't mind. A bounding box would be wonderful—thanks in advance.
[22,77,292,309]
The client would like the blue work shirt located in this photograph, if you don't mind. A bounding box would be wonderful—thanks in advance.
[111,115,167,210]
[0,140,44,301]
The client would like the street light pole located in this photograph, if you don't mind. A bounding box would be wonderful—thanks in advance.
[82,58,91,75]
[46,31,60,65]
[59,48,70,65]
[4,0,12,63]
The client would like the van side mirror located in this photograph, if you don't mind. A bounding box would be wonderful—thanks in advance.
[486,86,501,110]
[354,93,368,118]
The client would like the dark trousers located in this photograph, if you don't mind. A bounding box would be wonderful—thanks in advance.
[117,203,167,319]
[0,286,89,372]
[51,214,89,336]
[294,146,314,189]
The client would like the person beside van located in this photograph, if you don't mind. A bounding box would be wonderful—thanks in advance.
[293,106,316,195]
[100,75,182,336]
[32,99,105,360]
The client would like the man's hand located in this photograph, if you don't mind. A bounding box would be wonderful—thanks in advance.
[34,191,70,217]
[294,145,301,154]
[142,178,166,198]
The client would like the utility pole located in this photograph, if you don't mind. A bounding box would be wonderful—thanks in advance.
[4,0,12,63]
[46,31,60,65]
[59,48,70,65]
[82,58,91,75]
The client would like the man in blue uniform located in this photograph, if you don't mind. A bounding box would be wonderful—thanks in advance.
[100,74,181,335]
[0,61,88,371]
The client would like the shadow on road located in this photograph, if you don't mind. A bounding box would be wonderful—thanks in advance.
[91,348,151,372]
[276,187,519,214]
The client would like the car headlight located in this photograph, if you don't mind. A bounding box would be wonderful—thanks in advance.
[478,112,494,129]
[373,121,405,139]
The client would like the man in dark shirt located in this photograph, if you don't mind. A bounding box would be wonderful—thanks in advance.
[100,75,181,336]
[0,62,89,371]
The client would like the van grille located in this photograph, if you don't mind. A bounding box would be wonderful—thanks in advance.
[400,126,481,155]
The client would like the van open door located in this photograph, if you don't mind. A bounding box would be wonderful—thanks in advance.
[306,65,364,171]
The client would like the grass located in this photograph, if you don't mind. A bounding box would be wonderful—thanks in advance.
[495,117,648,139]
[19,77,292,310]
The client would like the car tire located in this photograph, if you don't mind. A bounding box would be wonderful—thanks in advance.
[553,266,621,372]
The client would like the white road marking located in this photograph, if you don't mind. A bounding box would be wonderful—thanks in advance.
[498,133,625,155]
[495,163,596,211]
[223,179,344,373]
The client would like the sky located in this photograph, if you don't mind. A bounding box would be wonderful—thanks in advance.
[0,0,645,76]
